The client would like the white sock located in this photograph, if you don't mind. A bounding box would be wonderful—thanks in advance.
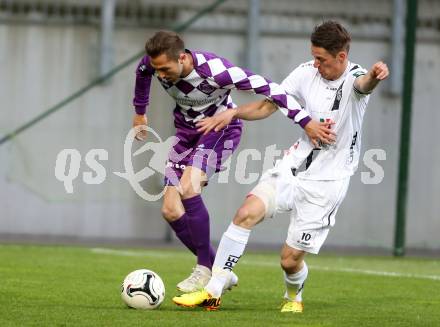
[284,261,308,302]
[205,223,250,297]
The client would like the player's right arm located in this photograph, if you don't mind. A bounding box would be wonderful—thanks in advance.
[132,56,154,141]
[207,58,334,144]
[133,113,148,141]
[197,99,335,146]
[232,97,335,146]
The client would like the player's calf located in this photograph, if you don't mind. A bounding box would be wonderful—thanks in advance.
[161,205,182,222]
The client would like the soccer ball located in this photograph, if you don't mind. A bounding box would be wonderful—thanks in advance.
[121,269,165,309]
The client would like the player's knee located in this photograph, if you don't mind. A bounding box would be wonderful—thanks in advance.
[161,205,181,222]
[233,205,256,229]
[280,256,302,273]
[280,257,295,272]
[179,180,200,199]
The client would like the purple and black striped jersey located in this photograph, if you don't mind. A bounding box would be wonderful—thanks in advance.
[133,50,311,129]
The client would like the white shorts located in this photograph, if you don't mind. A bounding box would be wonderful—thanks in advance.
[249,166,350,254]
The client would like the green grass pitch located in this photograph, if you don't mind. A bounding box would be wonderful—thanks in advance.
[1,244,439,326]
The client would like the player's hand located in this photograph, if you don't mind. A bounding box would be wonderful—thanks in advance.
[196,109,237,135]
[369,61,389,81]
[304,119,336,148]
[133,114,148,141]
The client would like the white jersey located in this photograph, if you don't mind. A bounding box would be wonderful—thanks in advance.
[278,60,370,180]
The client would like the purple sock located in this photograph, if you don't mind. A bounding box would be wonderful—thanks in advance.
[169,213,197,255]
[182,195,216,269]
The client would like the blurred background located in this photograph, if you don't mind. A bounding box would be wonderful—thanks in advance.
[0,0,439,255]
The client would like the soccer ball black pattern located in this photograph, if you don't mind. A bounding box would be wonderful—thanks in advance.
[121,269,165,309]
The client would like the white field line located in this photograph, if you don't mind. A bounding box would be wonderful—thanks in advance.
[242,260,440,281]
[91,248,440,282]
[91,247,176,258]
[310,266,440,281]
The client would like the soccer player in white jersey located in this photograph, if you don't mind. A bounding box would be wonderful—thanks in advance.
[132,31,333,294]
[173,21,389,311]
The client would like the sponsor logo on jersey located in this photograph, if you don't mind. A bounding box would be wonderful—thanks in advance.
[174,95,219,107]
[197,80,217,95]
[166,162,187,170]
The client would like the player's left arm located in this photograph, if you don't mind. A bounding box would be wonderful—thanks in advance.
[196,98,335,146]
[196,99,276,134]
[354,61,389,94]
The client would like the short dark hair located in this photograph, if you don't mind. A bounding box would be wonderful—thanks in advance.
[310,21,351,56]
[145,30,185,60]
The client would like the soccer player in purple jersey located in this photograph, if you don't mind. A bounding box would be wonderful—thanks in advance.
[132,30,334,293]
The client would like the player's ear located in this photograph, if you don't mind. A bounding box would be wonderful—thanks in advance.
[337,51,347,63]
[178,52,186,64]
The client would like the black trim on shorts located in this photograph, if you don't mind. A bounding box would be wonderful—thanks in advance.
[327,206,337,226]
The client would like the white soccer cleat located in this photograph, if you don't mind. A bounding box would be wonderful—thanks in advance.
[222,271,239,293]
[177,265,212,293]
